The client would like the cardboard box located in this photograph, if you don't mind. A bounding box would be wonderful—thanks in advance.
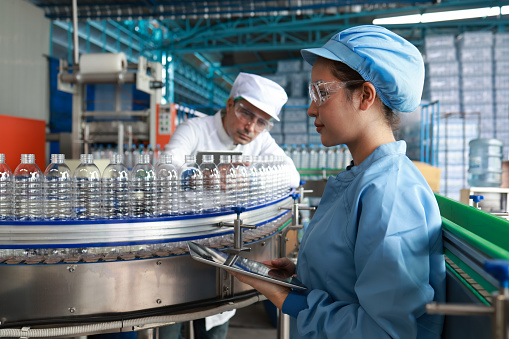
[412,161,441,192]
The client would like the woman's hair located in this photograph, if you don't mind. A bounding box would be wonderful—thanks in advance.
[325,58,400,130]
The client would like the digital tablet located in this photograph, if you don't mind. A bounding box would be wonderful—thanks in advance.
[187,241,307,290]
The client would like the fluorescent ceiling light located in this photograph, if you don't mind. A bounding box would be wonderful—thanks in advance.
[373,6,501,25]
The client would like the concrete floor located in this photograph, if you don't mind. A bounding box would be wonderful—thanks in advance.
[226,301,277,339]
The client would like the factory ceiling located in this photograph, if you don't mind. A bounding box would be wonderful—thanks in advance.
[30,0,509,89]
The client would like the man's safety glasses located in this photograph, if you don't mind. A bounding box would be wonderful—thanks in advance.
[308,80,363,106]
[234,102,274,132]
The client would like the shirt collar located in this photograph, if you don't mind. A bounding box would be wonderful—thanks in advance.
[340,140,407,178]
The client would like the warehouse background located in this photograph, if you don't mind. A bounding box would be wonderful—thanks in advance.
[1,0,509,201]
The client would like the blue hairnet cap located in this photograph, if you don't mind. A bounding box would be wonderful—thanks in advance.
[301,25,424,113]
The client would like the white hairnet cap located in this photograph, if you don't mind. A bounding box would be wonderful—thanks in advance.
[301,25,424,113]
[230,72,288,121]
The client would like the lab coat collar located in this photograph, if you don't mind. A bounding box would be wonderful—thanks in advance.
[338,140,407,180]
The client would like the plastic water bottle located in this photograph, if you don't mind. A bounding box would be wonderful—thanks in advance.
[200,154,220,213]
[218,155,236,211]
[232,154,249,208]
[155,153,179,216]
[244,155,258,207]
[153,144,162,166]
[178,155,203,215]
[251,155,267,205]
[44,154,73,220]
[13,154,43,220]
[290,144,301,169]
[131,154,156,218]
[124,144,133,170]
[264,155,276,202]
[318,144,327,170]
[102,154,130,219]
[344,147,353,168]
[336,145,345,169]
[326,147,336,170]
[309,144,318,169]
[0,154,13,220]
[74,154,102,219]
[468,138,504,187]
[300,144,309,169]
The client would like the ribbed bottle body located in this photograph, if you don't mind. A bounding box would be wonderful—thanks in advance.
[232,155,249,208]
[178,155,203,215]
[200,155,220,213]
[131,154,156,218]
[218,155,236,212]
[13,154,43,220]
[102,154,130,218]
[74,154,102,219]
[0,154,13,220]
[244,155,259,207]
[252,156,267,205]
[44,154,73,220]
[155,154,179,216]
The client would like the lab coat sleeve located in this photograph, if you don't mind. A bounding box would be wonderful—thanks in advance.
[259,133,300,188]
[285,177,439,338]
[164,122,197,169]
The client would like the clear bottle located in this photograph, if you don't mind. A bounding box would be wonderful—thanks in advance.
[178,155,203,215]
[300,144,309,169]
[265,155,277,203]
[155,153,179,216]
[0,154,13,220]
[13,154,43,220]
[290,144,301,169]
[232,154,249,208]
[251,155,267,205]
[244,155,258,207]
[44,154,73,220]
[200,154,221,213]
[102,154,130,219]
[74,154,102,219]
[217,155,236,212]
[153,144,162,166]
[318,144,327,170]
[326,146,336,170]
[131,154,157,218]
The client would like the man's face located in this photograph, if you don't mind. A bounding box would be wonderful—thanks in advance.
[223,98,273,145]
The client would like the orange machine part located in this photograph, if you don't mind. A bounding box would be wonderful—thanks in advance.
[155,103,177,147]
[0,114,46,172]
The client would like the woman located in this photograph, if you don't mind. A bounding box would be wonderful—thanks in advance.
[232,25,445,338]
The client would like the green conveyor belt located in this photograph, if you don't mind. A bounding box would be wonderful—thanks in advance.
[436,194,509,297]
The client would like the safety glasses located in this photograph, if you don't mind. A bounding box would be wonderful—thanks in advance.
[308,80,363,106]
[234,102,274,132]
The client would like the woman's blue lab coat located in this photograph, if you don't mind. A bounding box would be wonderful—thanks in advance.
[283,141,445,339]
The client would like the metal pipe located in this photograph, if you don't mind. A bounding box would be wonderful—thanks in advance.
[426,302,494,316]
[72,0,79,66]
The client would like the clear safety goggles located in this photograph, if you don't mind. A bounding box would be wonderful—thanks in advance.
[234,102,274,132]
[308,80,363,106]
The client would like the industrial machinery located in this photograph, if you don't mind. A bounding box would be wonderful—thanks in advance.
[0,193,304,338]
[57,52,163,159]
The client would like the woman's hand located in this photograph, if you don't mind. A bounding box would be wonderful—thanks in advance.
[230,270,291,309]
[261,257,296,280]
[230,257,296,309]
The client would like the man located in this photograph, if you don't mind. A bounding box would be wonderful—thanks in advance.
[160,72,300,339]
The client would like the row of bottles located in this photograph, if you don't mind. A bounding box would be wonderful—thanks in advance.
[90,143,164,169]
[0,152,292,221]
[283,144,353,170]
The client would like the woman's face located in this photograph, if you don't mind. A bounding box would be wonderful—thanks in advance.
[307,59,363,148]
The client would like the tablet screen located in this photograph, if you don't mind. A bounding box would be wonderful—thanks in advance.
[187,241,307,290]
